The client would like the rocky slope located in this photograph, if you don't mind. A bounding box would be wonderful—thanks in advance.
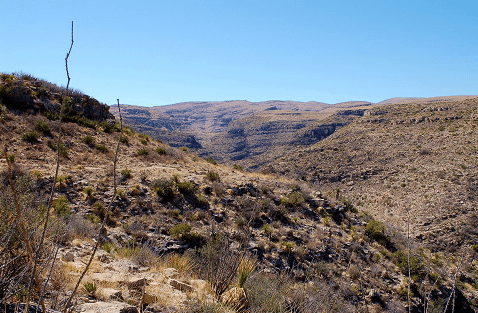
[2,74,477,312]
[267,97,478,278]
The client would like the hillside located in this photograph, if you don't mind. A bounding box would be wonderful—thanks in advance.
[110,100,375,168]
[1,73,477,312]
[267,97,478,272]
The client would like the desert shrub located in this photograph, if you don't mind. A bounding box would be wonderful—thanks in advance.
[155,147,166,155]
[92,202,107,220]
[192,235,242,297]
[53,195,70,216]
[119,135,129,145]
[6,154,15,163]
[152,178,176,201]
[343,199,358,213]
[86,214,101,224]
[392,250,426,280]
[47,140,68,157]
[136,148,149,156]
[281,191,305,208]
[138,133,150,142]
[82,135,94,145]
[133,246,157,267]
[205,157,217,165]
[95,143,107,153]
[55,175,71,190]
[21,131,39,143]
[120,168,132,178]
[116,188,127,200]
[244,272,291,312]
[162,253,193,273]
[206,171,220,182]
[180,146,188,152]
[169,223,192,240]
[83,186,94,198]
[176,180,197,196]
[169,223,204,247]
[31,170,42,180]
[35,119,51,136]
[365,218,392,247]
[233,163,243,171]
[0,170,45,301]
[83,282,97,295]
[68,215,97,239]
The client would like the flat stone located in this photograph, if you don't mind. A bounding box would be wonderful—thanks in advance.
[63,252,75,262]
[78,301,137,313]
[169,279,194,292]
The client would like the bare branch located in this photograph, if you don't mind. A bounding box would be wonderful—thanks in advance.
[63,99,124,312]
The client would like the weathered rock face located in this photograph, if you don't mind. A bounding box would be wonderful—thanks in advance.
[0,73,113,121]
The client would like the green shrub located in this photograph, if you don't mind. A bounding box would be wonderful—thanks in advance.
[21,131,39,143]
[152,178,176,201]
[206,171,220,182]
[56,175,72,188]
[392,250,426,280]
[35,120,51,136]
[177,180,197,195]
[233,164,243,171]
[119,135,129,145]
[343,199,358,213]
[7,154,15,163]
[138,133,150,142]
[83,186,94,198]
[180,146,188,152]
[83,282,97,295]
[120,169,132,178]
[365,218,391,246]
[136,148,149,156]
[86,214,101,224]
[287,192,305,208]
[82,135,94,145]
[170,223,192,240]
[205,157,217,165]
[53,195,70,216]
[47,140,68,157]
[95,144,108,153]
[155,147,167,155]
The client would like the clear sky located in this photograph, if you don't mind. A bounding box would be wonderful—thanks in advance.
[1,0,477,107]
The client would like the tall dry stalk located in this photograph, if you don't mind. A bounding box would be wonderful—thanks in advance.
[63,99,124,312]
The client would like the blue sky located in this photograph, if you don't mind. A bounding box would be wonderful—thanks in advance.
[1,0,477,107]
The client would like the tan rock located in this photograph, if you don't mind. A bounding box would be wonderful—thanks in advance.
[169,279,194,292]
[163,267,180,278]
[77,301,137,313]
[97,288,123,301]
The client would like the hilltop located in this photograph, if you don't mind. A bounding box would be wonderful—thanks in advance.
[0,73,477,312]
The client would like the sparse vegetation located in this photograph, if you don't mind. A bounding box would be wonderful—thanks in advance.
[136,148,149,156]
[82,135,94,145]
[21,131,39,143]
[35,119,51,136]
[206,170,220,182]
[155,147,166,155]
[1,73,477,312]
[95,143,108,153]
